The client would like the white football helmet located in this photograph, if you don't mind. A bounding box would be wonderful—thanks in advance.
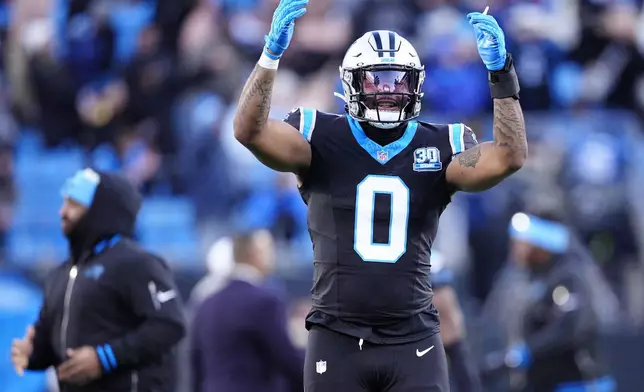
[340,30,425,129]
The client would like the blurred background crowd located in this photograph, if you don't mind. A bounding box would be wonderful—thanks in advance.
[1,0,644,390]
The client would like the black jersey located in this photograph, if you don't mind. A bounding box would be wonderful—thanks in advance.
[284,108,477,344]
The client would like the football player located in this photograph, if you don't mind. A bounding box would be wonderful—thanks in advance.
[233,0,527,390]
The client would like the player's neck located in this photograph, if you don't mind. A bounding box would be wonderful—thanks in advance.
[362,122,407,146]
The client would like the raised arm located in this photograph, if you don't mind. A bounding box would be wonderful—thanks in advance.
[446,10,527,192]
[446,97,526,192]
[233,0,311,175]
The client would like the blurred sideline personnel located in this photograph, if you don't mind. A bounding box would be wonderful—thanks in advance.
[431,251,482,392]
[190,229,304,392]
[11,169,186,391]
[187,236,235,313]
[497,212,617,392]
[233,0,527,390]
[176,237,235,392]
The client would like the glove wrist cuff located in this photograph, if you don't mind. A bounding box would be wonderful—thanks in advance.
[259,47,280,70]
[488,54,520,100]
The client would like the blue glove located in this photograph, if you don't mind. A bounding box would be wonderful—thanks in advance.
[264,0,308,60]
[467,12,507,71]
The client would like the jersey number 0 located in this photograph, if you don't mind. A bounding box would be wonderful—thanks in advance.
[354,175,409,263]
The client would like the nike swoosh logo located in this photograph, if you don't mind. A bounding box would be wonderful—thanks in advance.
[157,290,176,304]
[416,345,435,357]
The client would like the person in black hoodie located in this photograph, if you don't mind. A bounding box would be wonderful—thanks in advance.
[484,211,618,392]
[11,168,186,391]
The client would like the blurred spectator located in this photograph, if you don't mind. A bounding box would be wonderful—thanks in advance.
[557,129,636,295]
[565,0,644,114]
[351,0,420,39]
[191,230,304,392]
[178,4,242,103]
[416,3,489,118]
[27,25,84,147]
[153,0,197,55]
[483,211,619,392]
[188,236,235,312]
[177,236,235,392]
[175,93,241,254]
[503,1,580,110]
[280,0,352,77]
[0,76,17,257]
[222,0,276,64]
[124,24,178,152]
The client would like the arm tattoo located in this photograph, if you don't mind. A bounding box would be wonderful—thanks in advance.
[236,65,275,131]
[457,145,482,168]
[492,97,527,162]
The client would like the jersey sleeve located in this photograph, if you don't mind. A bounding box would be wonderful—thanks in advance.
[447,123,478,156]
[283,108,322,193]
[283,107,318,143]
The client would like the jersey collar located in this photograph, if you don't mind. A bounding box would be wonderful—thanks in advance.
[347,116,418,165]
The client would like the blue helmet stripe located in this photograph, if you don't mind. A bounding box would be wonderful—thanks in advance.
[388,31,396,57]
[372,31,384,58]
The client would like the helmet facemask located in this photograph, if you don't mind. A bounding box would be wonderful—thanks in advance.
[341,64,425,129]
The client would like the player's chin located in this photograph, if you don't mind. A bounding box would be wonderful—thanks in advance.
[61,221,73,235]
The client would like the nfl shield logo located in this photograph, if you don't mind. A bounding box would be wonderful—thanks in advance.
[316,360,327,374]
[377,150,388,162]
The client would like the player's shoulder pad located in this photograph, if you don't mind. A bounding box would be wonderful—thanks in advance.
[447,123,478,155]
[283,107,318,142]
[418,121,479,156]
[283,108,343,143]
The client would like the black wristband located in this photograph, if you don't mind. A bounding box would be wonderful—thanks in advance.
[488,54,520,100]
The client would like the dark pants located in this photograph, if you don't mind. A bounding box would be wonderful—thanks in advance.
[304,326,449,392]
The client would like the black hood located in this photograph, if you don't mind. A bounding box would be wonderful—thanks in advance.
[66,171,142,261]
